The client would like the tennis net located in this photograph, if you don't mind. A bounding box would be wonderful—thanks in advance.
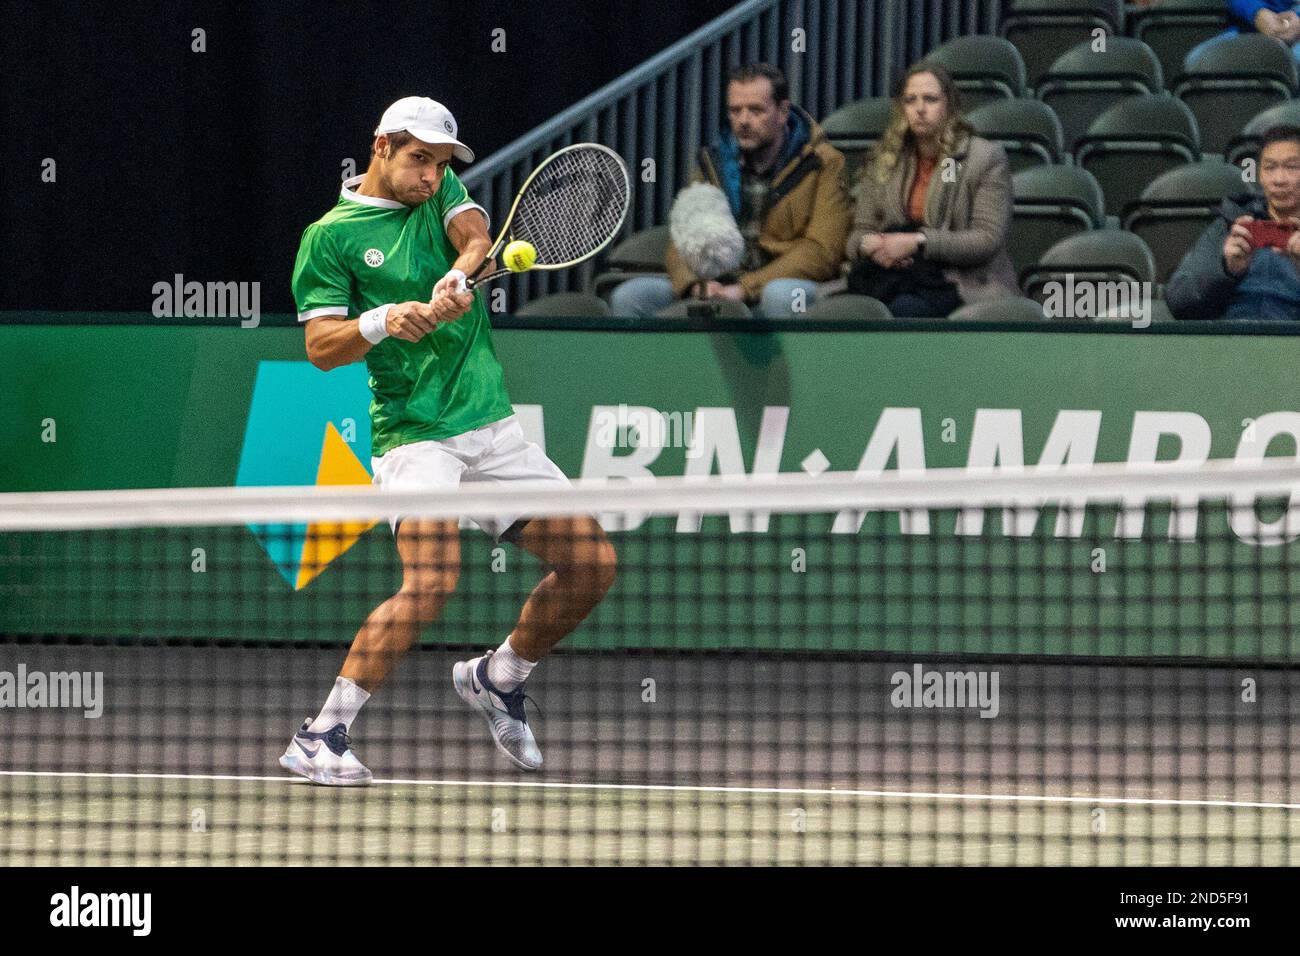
[1,460,1299,865]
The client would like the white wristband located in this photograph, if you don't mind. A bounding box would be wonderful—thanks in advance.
[445,269,468,295]
[358,304,392,344]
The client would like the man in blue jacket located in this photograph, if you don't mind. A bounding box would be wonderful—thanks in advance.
[1166,125,1300,320]
[1187,1,1300,64]
[610,63,851,318]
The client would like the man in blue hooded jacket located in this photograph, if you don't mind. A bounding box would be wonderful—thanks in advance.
[611,63,851,318]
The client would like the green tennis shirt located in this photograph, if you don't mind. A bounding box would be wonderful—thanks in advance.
[291,170,514,457]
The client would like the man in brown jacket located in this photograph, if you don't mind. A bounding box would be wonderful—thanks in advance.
[610,63,852,317]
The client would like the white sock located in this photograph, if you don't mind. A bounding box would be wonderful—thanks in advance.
[308,676,371,732]
[486,638,536,691]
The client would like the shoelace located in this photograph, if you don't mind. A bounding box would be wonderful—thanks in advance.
[324,725,354,757]
[479,654,542,725]
[496,684,542,725]
[523,693,543,723]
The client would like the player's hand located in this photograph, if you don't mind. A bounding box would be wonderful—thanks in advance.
[1223,215,1255,277]
[385,301,439,341]
[432,268,468,299]
[430,287,474,325]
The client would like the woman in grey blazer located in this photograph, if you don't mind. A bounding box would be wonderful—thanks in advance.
[846,62,1018,317]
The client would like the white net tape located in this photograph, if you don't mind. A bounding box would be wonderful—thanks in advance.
[3,459,1300,535]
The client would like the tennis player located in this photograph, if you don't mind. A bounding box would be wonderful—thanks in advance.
[282,96,617,784]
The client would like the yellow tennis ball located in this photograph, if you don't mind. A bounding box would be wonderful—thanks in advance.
[504,240,537,272]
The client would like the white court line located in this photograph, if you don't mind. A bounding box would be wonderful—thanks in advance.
[2,769,1298,811]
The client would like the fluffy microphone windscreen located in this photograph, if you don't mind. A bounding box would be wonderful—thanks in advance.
[669,183,745,284]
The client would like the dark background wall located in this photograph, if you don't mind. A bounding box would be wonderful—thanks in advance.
[0,0,736,312]
[0,0,1011,314]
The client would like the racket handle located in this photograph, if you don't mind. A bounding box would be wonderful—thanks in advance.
[461,256,493,293]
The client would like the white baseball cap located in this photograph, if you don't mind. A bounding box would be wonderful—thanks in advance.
[374,96,474,162]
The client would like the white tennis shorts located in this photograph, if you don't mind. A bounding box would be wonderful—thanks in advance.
[371,414,570,540]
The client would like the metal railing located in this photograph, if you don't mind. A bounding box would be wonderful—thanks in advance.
[463,0,1004,306]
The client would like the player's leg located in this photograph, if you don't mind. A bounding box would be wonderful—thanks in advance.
[341,517,461,688]
[280,517,462,785]
[452,516,615,771]
[282,436,468,785]
[450,416,616,770]
[506,515,617,659]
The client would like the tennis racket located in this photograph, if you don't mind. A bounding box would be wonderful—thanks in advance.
[454,143,631,292]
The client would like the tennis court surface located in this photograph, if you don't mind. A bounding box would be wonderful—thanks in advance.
[2,465,1299,865]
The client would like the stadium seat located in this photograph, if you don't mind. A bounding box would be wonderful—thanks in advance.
[591,225,670,300]
[1225,101,1300,166]
[821,95,894,140]
[1010,165,1106,283]
[1126,0,1230,90]
[1021,230,1158,312]
[948,296,1050,322]
[820,96,893,185]
[606,224,670,270]
[926,36,1028,111]
[999,0,1125,89]
[1074,94,1200,218]
[803,294,893,321]
[1174,34,1298,155]
[1121,159,1255,285]
[515,291,612,318]
[1036,38,1164,153]
[1149,300,1176,323]
[967,99,1065,172]
[654,298,753,320]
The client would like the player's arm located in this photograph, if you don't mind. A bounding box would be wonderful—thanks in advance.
[429,207,493,321]
[294,225,439,369]
[305,303,439,371]
[448,207,494,279]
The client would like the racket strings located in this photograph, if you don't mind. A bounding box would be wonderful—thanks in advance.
[508,147,629,266]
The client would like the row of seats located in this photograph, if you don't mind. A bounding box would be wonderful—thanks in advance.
[519,285,1175,323]
[825,33,1298,156]
[522,11,1291,321]
[826,94,1297,225]
[529,227,1173,322]
[1003,0,1229,88]
[574,105,1274,307]
[1012,159,1253,284]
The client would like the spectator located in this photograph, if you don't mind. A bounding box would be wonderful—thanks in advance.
[844,62,1016,318]
[1187,2,1300,65]
[1166,125,1300,320]
[611,63,851,317]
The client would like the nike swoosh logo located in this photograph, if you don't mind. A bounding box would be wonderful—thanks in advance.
[471,671,482,694]
[296,738,321,758]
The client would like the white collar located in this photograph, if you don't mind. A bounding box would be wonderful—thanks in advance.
[340,175,406,209]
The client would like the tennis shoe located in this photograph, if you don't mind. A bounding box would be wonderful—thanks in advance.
[279,720,373,786]
[452,652,543,771]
